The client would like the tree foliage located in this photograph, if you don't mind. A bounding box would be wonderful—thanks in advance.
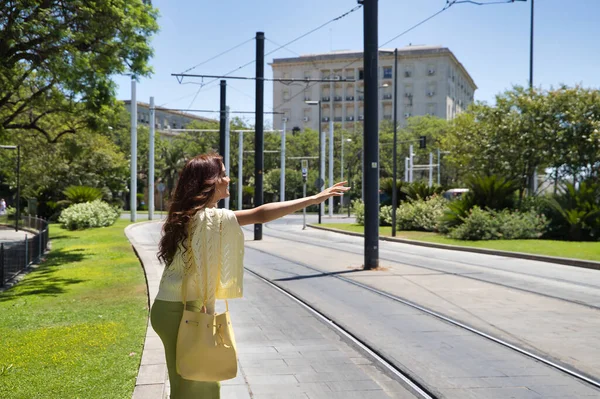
[0,0,159,138]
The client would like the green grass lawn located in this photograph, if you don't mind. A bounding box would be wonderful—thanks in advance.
[318,223,600,262]
[0,220,148,399]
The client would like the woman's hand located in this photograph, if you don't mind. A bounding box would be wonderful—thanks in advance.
[312,181,351,204]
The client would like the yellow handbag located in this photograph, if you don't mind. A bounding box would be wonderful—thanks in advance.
[176,212,238,381]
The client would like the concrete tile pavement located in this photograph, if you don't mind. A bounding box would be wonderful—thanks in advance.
[125,220,416,399]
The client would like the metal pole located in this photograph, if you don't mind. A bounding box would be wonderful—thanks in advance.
[428,152,433,187]
[238,131,243,210]
[363,0,379,270]
[15,146,20,232]
[405,157,409,181]
[529,0,537,195]
[302,181,307,230]
[318,104,323,224]
[341,133,344,213]
[280,119,286,202]
[391,48,398,237]
[148,97,155,220]
[225,106,231,209]
[409,144,414,183]
[529,0,534,89]
[254,32,265,240]
[219,80,226,209]
[347,163,351,218]
[437,148,441,186]
[328,120,334,217]
[130,77,137,222]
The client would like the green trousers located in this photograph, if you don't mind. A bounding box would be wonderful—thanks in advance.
[150,299,220,399]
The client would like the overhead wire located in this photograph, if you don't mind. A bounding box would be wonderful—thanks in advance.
[183,4,364,109]
[179,36,255,75]
[273,0,525,111]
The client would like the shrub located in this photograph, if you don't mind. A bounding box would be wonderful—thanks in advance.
[58,200,120,230]
[448,206,548,241]
[439,174,519,232]
[379,205,392,226]
[380,178,407,206]
[545,180,600,241]
[63,186,103,204]
[401,181,444,202]
[384,195,448,232]
[352,200,365,225]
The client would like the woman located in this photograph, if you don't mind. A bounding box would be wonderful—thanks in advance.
[151,153,349,398]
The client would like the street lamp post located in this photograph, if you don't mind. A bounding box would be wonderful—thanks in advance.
[391,48,399,237]
[305,100,323,224]
[0,145,20,232]
[341,137,352,214]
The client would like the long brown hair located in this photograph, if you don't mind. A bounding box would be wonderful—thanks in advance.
[158,153,224,266]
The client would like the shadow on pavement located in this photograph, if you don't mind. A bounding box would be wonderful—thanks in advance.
[274,268,361,282]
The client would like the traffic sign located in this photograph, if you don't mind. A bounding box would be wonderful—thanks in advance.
[157,183,166,193]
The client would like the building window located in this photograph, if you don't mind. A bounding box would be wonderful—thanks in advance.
[427,103,436,116]
[383,67,392,79]
[358,69,364,80]
[283,89,290,100]
[304,71,311,80]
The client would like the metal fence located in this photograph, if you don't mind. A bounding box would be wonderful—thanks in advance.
[0,216,49,287]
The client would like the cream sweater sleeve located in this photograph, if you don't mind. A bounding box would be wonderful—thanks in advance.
[215,209,245,299]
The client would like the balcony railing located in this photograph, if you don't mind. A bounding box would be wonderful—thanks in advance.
[334,117,343,122]
[346,96,354,101]
[334,96,343,102]
[382,94,393,100]
[346,116,355,121]
[322,96,330,102]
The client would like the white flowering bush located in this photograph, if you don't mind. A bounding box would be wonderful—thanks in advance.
[352,199,365,225]
[58,200,120,230]
[383,195,448,232]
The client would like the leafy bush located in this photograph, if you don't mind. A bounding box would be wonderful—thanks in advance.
[448,206,548,241]
[380,178,407,206]
[401,181,444,202]
[466,174,519,210]
[383,195,448,232]
[58,200,120,230]
[439,174,519,232]
[352,200,365,225]
[63,186,103,204]
[545,181,600,241]
[379,205,392,226]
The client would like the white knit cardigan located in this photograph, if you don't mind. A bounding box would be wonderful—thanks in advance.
[155,208,245,310]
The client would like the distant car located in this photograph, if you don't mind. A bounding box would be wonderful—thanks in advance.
[443,188,469,201]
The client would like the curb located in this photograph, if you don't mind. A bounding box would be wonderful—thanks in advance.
[307,224,600,271]
[124,220,169,399]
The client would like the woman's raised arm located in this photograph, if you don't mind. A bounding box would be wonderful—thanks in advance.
[233,182,349,226]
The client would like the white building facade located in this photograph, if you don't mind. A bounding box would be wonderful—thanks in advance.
[271,45,477,132]
[123,100,215,134]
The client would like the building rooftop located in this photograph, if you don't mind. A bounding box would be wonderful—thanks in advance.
[270,45,476,89]
[123,100,216,123]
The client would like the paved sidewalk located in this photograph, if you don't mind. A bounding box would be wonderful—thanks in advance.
[125,221,416,399]
[0,225,31,243]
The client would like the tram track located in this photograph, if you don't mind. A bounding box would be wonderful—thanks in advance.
[260,224,600,310]
[243,239,600,392]
[245,266,437,399]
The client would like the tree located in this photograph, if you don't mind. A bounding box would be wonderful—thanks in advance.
[545,86,600,184]
[0,0,159,137]
[443,85,600,197]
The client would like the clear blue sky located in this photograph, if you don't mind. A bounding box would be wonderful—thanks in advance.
[114,0,600,125]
